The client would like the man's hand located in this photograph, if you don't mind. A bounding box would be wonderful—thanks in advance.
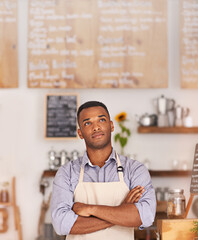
[73,202,92,217]
[71,186,144,228]
[73,186,144,217]
[122,186,145,204]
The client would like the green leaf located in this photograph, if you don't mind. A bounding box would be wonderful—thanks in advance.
[119,137,127,148]
[114,133,120,142]
[191,221,198,235]
[122,126,127,133]
[119,123,131,136]
[126,129,131,136]
[119,123,124,132]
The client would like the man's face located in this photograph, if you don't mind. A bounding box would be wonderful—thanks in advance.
[77,106,114,150]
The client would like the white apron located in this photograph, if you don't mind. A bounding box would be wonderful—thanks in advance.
[67,154,134,240]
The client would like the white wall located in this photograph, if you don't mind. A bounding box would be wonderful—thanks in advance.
[0,0,198,239]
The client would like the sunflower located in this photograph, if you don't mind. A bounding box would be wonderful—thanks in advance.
[115,112,127,122]
[114,112,131,155]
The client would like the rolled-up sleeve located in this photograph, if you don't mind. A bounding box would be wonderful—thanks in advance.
[129,162,156,229]
[50,163,78,235]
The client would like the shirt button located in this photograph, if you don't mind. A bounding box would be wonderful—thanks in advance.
[98,168,104,182]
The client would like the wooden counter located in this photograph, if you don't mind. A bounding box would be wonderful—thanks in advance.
[157,219,198,240]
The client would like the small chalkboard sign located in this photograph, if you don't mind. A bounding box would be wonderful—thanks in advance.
[45,93,78,139]
[190,144,198,194]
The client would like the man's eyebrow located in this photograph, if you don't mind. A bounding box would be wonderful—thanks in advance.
[98,114,107,118]
[82,118,90,123]
[82,115,107,122]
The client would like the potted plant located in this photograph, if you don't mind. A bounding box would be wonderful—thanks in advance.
[191,221,198,240]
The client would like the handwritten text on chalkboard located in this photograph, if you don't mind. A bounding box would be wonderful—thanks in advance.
[46,94,78,138]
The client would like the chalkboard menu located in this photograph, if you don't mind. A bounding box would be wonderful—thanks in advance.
[0,0,18,88]
[45,94,78,139]
[190,144,198,194]
[180,0,198,88]
[28,0,168,88]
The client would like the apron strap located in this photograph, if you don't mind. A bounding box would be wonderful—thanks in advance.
[116,153,124,182]
[79,165,84,183]
[79,152,124,183]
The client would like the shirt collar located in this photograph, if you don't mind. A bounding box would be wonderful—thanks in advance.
[82,148,117,167]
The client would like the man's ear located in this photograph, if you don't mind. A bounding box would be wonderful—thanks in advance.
[110,121,114,132]
[77,128,84,139]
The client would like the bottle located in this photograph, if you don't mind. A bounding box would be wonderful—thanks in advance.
[60,150,67,166]
[0,182,9,203]
[71,150,79,161]
[48,148,56,170]
[167,189,185,219]
[60,150,70,165]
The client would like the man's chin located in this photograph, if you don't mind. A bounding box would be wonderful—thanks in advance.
[87,142,110,150]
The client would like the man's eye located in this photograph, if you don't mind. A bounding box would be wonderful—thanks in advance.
[100,118,106,122]
[84,122,90,126]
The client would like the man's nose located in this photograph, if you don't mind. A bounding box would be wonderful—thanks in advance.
[93,122,100,131]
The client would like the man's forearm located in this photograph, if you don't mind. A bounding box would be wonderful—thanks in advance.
[70,215,113,234]
[72,187,144,230]
[90,203,142,227]
[74,203,142,227]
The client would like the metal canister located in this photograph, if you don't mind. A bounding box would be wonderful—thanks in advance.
[167,189,186,219]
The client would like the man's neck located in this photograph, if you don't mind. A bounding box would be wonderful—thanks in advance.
[87,146,112,168]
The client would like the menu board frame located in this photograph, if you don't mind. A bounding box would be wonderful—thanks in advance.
[45,93,79,140]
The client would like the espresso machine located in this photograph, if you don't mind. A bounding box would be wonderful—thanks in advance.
[153,95,175,127]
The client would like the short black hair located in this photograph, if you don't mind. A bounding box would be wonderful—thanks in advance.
[77,101,110,123]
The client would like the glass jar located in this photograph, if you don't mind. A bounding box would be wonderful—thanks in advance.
[167,189,185,219]
[0,182,9,203]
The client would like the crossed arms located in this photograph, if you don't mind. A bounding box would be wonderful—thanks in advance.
[51,162,156,236]
[70,186,144,234]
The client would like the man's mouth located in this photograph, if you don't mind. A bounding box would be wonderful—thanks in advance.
[92,132,104,139]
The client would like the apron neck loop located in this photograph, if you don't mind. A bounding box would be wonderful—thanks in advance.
[79,152,124,183]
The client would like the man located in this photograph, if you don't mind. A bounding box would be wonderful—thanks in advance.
[51,101,156,240]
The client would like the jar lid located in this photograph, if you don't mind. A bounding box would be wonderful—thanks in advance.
[168,189,184,194]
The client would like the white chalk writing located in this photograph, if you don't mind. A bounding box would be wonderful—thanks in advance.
[181,0,198,84]
[27,0,167,88]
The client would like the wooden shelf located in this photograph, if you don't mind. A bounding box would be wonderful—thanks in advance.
[149,170,192,177]
[42,170,57,178]
[138,126,198,134]
[0,202,12,207]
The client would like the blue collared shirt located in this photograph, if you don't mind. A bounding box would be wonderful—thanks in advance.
[50,149,156,235]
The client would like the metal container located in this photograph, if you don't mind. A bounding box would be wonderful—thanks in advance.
[167,189,185,219]
[135,113,157,126]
